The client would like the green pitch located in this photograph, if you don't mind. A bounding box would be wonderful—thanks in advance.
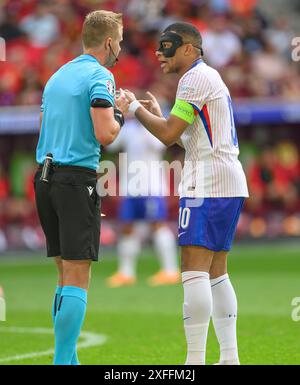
[0,242,300,365]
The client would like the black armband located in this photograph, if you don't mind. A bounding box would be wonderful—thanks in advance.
[114,108,124,128]
[91,98,113,108]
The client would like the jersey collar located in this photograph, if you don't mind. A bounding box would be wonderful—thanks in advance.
[82,54,99,63]
[189,58,203,70]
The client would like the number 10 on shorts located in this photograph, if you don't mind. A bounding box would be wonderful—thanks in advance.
[179,207,191,229]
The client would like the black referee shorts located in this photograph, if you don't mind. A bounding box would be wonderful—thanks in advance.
[34,165,101,261]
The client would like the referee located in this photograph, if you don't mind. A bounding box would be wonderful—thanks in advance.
[34,10,128,365]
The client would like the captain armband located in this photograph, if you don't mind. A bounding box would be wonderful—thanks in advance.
[170,99,195,124]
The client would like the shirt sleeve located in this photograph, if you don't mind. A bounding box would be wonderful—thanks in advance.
[89,68,116,107]
[176,69,211,110]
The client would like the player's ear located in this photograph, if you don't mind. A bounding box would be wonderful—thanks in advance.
[184,43,193,56]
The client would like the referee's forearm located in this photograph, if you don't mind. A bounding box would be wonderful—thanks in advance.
[95,121,120,146]
[104,121,121,145]
[135,107,170,145]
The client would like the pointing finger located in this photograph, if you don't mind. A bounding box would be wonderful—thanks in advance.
[146,91,156,101]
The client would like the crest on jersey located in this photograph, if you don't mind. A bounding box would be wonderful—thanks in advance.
[106,79,115,96]
[181,85,196,94]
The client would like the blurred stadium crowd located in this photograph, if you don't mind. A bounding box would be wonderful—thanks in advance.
[1,0,300,104]
[1,0,300,251]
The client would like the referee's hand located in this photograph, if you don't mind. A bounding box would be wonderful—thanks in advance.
[123,89,137,104]
[115,88,129,114]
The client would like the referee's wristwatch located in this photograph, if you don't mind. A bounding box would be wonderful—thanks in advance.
[114,108,125,128]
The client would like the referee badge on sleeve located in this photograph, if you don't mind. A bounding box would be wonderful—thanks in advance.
[106,79,115,96]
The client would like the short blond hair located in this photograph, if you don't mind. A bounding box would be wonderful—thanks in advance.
[82,10,123,49]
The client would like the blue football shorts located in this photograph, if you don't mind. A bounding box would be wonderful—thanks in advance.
[178,197,245,252]
[119,196,167,222]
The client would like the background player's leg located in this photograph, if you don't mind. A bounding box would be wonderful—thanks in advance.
[210,251,239,365]
[53,259,91,365]
[181,246,213,365]
[148,222,180,285]
[107,223,140,287]
[118,224,140,279]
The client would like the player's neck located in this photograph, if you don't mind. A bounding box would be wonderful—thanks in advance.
[179,56,202,77]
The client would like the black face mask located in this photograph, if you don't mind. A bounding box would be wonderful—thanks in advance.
[157,31,184,58]
[157,31,204,58]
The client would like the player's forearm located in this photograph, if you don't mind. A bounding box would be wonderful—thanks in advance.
[135,106,174,146]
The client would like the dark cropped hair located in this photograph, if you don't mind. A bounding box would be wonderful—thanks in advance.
[163,22,203,53]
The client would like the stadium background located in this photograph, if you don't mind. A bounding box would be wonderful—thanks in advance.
[0,0,300,365]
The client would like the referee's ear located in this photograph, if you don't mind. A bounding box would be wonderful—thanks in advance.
[104,36,112,51]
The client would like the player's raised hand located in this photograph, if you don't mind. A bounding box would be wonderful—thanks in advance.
[139,91,163,117]
[123,89,137,103]
[115,88,129,114]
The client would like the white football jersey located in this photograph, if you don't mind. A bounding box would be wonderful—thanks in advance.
[107,119,168,196]
[176,60,249,198]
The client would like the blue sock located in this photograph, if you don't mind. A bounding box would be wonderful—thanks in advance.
[52,286,63,322]
[51,286,80,365]
[53,286,87,365]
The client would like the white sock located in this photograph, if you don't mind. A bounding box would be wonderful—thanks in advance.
[117,235,141,278]
[210,274,239,363]
[153,226,178,273]
[0,230,7,252]
[0,294,5,322]
[182,271,212,365]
